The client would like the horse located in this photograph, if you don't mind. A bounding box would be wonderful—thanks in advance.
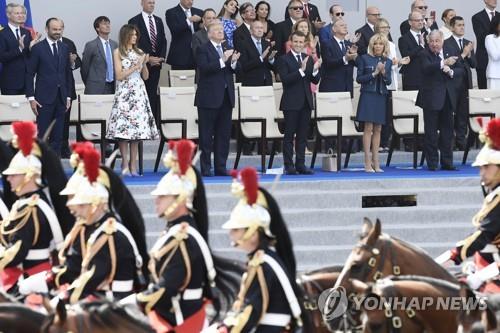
[0,302,46,332]
[457,285,499,333]
[360,275,465,333]
[41,298,155,333]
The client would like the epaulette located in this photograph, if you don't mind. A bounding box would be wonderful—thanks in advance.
[103,217,117,235]
[174,222,189,242]
[249,249,265,268]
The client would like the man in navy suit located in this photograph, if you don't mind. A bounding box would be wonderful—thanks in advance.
[399,0,438,36]
[472,0,499,89]
[165,0,203,70]
[129,0,167,126]
[277,31,321,175]
[195,21,239,176]
[319,19,358,97]
[399,11,426,91]
[444,16,477,150]
[26,18,71,156]
[284,0,324,35]
[416,30,458,171]
[355,6,392,55]
[274,0,304,57]
[318,4,344,45]
[0,3,33,95]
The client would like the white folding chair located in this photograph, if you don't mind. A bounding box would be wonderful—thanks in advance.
[168,70,196,87]
[312,92,362,170]
[154,86,198,172]
[388,90,424,168]
[70,83,86,139]
[232,83,241,123]
[0,95,35,141]
[462,89,500,164]
[273,82,284,125]
[235,86,283,173]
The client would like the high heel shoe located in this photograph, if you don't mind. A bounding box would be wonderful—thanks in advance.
[374,167,384,173]
[364,165,375,173]
[121,168,131,177]
[131,171,142,177]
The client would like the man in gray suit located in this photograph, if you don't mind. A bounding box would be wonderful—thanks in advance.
[80,16,118,94]
[191,9,216,57]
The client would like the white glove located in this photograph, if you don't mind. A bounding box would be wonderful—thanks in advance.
[201,323,220,333]
[466,273,484,290]
[18,271,49,295]
[467,263,500,290]
[118,293,138,306]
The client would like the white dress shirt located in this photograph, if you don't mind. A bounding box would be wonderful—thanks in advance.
[142,11,157,40]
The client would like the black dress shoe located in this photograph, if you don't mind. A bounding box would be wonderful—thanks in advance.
[284,167,298,175]
[296,167,314,175]
[202,171,213,177]
[215,169,230,176]
[428,166,438,171]
[441,165,459,171]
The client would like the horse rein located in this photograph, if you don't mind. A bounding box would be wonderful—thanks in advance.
[353,236,401,283]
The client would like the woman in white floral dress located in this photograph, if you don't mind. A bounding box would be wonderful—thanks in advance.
[106,24,158,176]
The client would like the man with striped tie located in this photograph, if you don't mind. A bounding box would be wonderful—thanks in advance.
[129,0,167,126]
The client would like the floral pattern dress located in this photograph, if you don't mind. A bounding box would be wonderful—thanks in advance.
[106,50,159,141]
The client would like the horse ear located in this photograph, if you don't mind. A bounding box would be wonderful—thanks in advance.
[366,219,381,246]
[359,218,373,239]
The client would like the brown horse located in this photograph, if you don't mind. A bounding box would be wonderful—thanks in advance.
[0,303,46,332]
[457,285,499,333]
[41,299,154,333]
[361,276,463,333]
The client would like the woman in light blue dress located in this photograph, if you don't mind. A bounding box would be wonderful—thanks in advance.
[218,0,239,48]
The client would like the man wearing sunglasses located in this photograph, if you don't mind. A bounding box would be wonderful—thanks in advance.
[355,6,392,55]
[274,0,305,56]
[284,0,324,34]
[400,0,438,36]
[319,4,344,45]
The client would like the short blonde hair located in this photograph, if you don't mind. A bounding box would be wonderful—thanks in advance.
[368,33,389,57]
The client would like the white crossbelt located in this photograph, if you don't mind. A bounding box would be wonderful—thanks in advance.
[111,280,134,292]
[182,288,203,300]
[260,313,292,326]
[26,248,50,260]
[0,197,8,220]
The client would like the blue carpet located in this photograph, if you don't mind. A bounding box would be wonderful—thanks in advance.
[113,163,479,186]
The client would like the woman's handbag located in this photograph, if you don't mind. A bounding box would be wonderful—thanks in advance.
[322,148,337,172]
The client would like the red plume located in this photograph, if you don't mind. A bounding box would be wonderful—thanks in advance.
[487,118,500,150]
[12,121,36,156]
[168,140,176,151]
[240,167,258,205]
[230,169,238,179]
[82,147,101,183]
[71,141,93,158]
[477,117,484,129]
[176,140,195,175]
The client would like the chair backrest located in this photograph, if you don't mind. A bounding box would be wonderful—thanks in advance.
[159,86,198,139]
[71,83,86,123]
[468,89,500,133]
[238,86,283,139]
[232,83,241,121]
[352,81,361,112]
[315,92,360,137]
[0,95,36,141]
[168,70,196,87]
[391,90,424,135]
[78,94,115,141]
[272,82,284,120]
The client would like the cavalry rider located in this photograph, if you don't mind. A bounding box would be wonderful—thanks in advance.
[0,121,73,292]
[449,118,500,292]
[209,167,304,333]
[19,145,146,303]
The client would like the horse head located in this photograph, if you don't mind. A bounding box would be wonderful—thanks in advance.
[457,282,499,333]
[41,297,68,333]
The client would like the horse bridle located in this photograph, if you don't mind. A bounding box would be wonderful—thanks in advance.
[377,284,418,333]
[352,236,401,283]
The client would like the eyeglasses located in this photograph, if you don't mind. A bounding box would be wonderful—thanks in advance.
[335,12,345,16]
[289,6,304,10]
[379,25,390,29]
[416,6,428,10]
[368,13,381,16]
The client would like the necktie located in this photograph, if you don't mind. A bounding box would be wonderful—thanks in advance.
[491,11,496,20]
[15,28,20,40]
[105,41,114,82]
[459,38,463,51]
[303,4,309,18]
[52,42,58,64]
[149,15,157,53]
[185,9,194,33]
[256,40,262,55]
[296,54,302,64]
[216,44,223,58]
[340,41,346,55]
[416,34,422,46]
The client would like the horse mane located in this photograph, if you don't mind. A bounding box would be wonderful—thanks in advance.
[303,265,344,275]
[77,300,154,332]
[387,275,460,293]
[386,235,457,281]
[0,303,45,321]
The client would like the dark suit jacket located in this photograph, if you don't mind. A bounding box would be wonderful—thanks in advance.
[472,9,499,70]
[0,26,32,91]
[277,51,320,111]
[239,38,273,86]
[128,13,167,59]
[273,18,293,56]
[192,27,208,58]
[61,37,81,100]
[355,23,393,55]
[318,23,332,45]
[165,4,203,67]
[284,2,321,34]
[318,37,355,95]
[233,23,252,52]
[194,41,236,109]
[26,39,72,105]
[443,36,477,89]
[416,48,457,111]
[400,19,438,36]
[398,31,425,88]
[356,54,392,94]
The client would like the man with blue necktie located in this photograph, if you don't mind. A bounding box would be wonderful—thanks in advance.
[25,18,72,156]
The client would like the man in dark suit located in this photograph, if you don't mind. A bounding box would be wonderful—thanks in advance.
[129,0,167,126]
[26,18,72,156]
[195,21,239,176]
[319,19,358,97]
[318,4,344,45]
[399,11,426,91]
[284,0,324,35]
[356,6,392,55]
[277,31,321,175]
[165,0,203,70]
[444,16,477,150]
[192,9,216,57]
[0,3,32,95]
[80,16,118,95]
[472,0,499,89]
[239,20,276,86]
[400,0,438,36]
[233,2,255,52]
[274,0,304,57]
[416,30,459,171]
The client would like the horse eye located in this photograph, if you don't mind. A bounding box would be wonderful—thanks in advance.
[351,263,362,273]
